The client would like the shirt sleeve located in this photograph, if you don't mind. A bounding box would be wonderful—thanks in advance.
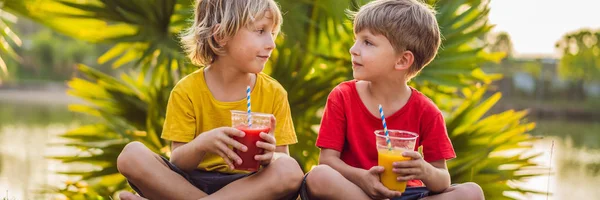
[272,91,298,146]
[316,87,346,152]
[420,112,456,162]
[161,86,197,143]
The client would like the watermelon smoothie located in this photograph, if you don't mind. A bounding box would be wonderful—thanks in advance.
[234,125,271,171]
[230,110,274,172]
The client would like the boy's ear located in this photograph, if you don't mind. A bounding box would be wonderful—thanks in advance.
[212,24,228,47]
[394,50,414,71]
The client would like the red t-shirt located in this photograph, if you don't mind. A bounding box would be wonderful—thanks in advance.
[316,80,456,187]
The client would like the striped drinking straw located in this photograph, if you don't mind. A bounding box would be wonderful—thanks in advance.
[247,86,252,127]
[378,104,392,151]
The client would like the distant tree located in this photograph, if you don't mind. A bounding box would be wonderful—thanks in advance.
[555,29,600,100]
[489,32,514,60]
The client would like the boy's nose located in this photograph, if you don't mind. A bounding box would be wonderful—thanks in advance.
[265,35,276,50]
[349,43,359,56]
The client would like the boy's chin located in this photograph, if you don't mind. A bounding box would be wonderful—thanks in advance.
[246,65,265,74]
[352,72,370,81]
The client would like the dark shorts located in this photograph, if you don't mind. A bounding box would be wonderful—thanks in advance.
[299,172,436,200]
[128,156,254,197]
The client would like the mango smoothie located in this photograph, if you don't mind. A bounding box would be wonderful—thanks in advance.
[374,130,418,192]
[378,149,411,192]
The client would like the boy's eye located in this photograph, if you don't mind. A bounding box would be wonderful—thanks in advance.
[257,29,265,34]
[364,40,373,46]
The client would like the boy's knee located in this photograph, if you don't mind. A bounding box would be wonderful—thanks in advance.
[117,141,151,177]
[305,165,340,196]
[306,165,340,182]
[275,156,304,183]
[458,182,484,200]
[118,191,142,200]
[269,156,304,192]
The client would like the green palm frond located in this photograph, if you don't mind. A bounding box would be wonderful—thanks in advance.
[0,3,23,82]
[67,64,169,151]
[47,64,173,197]
[414,0,504,100]
[11,0,195,85]
[446,85,543,199]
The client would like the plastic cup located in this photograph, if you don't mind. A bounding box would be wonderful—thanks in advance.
[374,130,418,192]
[230,110,273,171]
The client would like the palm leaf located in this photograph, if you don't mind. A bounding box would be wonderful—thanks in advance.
[0,3,23,83]
[446,85,543,199]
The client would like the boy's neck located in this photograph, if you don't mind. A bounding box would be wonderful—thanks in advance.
[205,60,254,88]
[203,60,256,102]
[364,78,411,106]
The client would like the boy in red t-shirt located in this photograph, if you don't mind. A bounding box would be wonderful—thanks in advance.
[300,0,484,200]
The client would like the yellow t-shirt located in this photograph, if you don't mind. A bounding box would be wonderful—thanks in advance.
[161,68,297,174]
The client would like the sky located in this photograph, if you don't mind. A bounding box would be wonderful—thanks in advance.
[488,0,600,57]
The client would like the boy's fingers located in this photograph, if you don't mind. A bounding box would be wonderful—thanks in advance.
[224,157,235,169]
[374,184,398,198]
[259,132,276,144]
[269,116,276,134]
[220,134,248,152]
[393,167,420,175]
[397,175,417,182]
[216,142,242,164]
[401,151,422,159]
[369,166,385,175]
[256,141,276,151]
[254,152,273,161]
[222,127,245,137]
[383,190,402,198]
[214,148,235,169]
[393,160,418,168]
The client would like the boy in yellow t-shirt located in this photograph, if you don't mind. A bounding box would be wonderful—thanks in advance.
[115,0,303,199]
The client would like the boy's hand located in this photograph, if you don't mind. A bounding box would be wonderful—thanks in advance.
[392,151,431,181]
[256,115,277,166]
[255,132,276,166]
[357,166,403,199]
[193,127,247,170]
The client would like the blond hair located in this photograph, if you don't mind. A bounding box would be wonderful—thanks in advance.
[181,0,283,66]
[350,0,440,79]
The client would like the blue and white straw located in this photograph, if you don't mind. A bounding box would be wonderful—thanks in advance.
[247,86,252,127]
[378,104,392,151]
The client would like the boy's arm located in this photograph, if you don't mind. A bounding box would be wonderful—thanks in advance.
[170,141,206,172]
[406,111,454,192]
[171,133,287,172]
[422,159,451,192]
[319,149,367,185]
[169,127,246,173]
[275,145,289,154]
[394,152,451,193]
[320,149,401,198]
